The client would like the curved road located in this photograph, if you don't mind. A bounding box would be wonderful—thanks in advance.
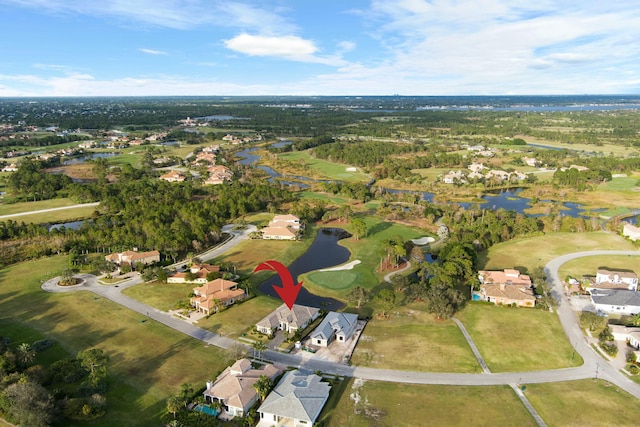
[42,240,640,397]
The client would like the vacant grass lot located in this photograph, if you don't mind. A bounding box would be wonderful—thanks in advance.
[524,379,640,426]
[456,304,582,372]
[559,255,640,282]
[326,378,536,427]
[478,232,636,274]
[0,197,81,216]
[350,305,478,372]
[0,256,228,427]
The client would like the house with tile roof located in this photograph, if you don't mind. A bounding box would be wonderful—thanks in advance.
[160,170,187,182]
[190,278,246,315]
[478,268,535,307]
[261,214,303,240]
[105,250,160,268]
[257,369,331,427]
[204,359,281,419]
[256,304,320,336]
[167,263,220,284]
[310,312,359,347]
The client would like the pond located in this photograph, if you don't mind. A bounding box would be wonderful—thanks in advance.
[62,152,120,165]
[257,228,350,310]
[236,147,601,218]
[49,220,88,232]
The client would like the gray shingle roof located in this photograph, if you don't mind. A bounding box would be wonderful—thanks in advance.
[258,369,331,423]
[591,289,640,307]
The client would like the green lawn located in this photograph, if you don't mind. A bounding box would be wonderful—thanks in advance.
[559,255,640,282]
[478,232,637,274]
[277,150,371,182]
[0,197,81,216]
[602,176,640,191]
[0,256,229,427]
[307,270,360,290]
[456,304,582,372]
[5,206,97,225]
[350,305,478,372]
[524,379,640,426]
[122,281,194,311]
[324,378,536,427]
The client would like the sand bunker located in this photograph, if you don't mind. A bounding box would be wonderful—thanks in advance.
[318,260,361,272]
[411,236,436,245]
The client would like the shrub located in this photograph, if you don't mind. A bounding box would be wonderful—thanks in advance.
[629,365,640,375]
[50,358,88,384]
[31,339,55,353]
[599,342,618,357]
[626,349,637,364]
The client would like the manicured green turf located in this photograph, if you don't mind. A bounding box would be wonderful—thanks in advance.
[477,232,637,274]
[602,176,639,191]
[0,256,229,427]
[524,379,640,426]
[455,303,583,372]
[277,150,371,182]
[325,378,536,427]
[0,197,80,216]
[350,305,478,372]
[306,270,359,290]
[6,207,97,225]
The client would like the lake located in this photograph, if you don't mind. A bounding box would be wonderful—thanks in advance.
[63,152,119,165]
[257,228,350,310]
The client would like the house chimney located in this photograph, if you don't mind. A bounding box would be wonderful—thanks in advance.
[500,283,506,291]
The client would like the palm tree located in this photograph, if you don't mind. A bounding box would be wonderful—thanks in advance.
[252,341,267,360]
[253,375,272,402]
[17,343,36,367]
[166,395,181,419]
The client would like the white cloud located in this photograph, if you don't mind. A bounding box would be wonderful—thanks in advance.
[224,34,317,57]
[0,0,295,31]
[223,34,349,66]
[139,48,168,55]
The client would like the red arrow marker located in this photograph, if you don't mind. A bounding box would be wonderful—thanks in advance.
[253,260,302,309]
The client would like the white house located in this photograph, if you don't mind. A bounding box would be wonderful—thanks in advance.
[609,325,640,349]
[310,312,359,347]
[593,269,638,291]
[590,289,640,315]
[256,304,320,336]
[623,223,640,242]
[257,369,331,427]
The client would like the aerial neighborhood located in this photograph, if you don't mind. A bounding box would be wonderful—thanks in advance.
[2,96,640,427]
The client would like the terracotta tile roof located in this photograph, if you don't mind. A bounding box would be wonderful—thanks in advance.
[482,283,535,303]
[205,359,280,412]
[478,269,532,286]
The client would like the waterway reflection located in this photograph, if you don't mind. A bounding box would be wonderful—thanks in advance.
[257,228,350,310]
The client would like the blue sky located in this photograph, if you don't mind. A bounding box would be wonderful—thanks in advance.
[1,0,639,96]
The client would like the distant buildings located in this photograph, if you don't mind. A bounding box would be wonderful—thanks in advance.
[623,223,640,242]
[261,214,303,240]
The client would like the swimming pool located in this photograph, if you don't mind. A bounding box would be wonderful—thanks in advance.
[472,293,482,301]
[194,404,219,417]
